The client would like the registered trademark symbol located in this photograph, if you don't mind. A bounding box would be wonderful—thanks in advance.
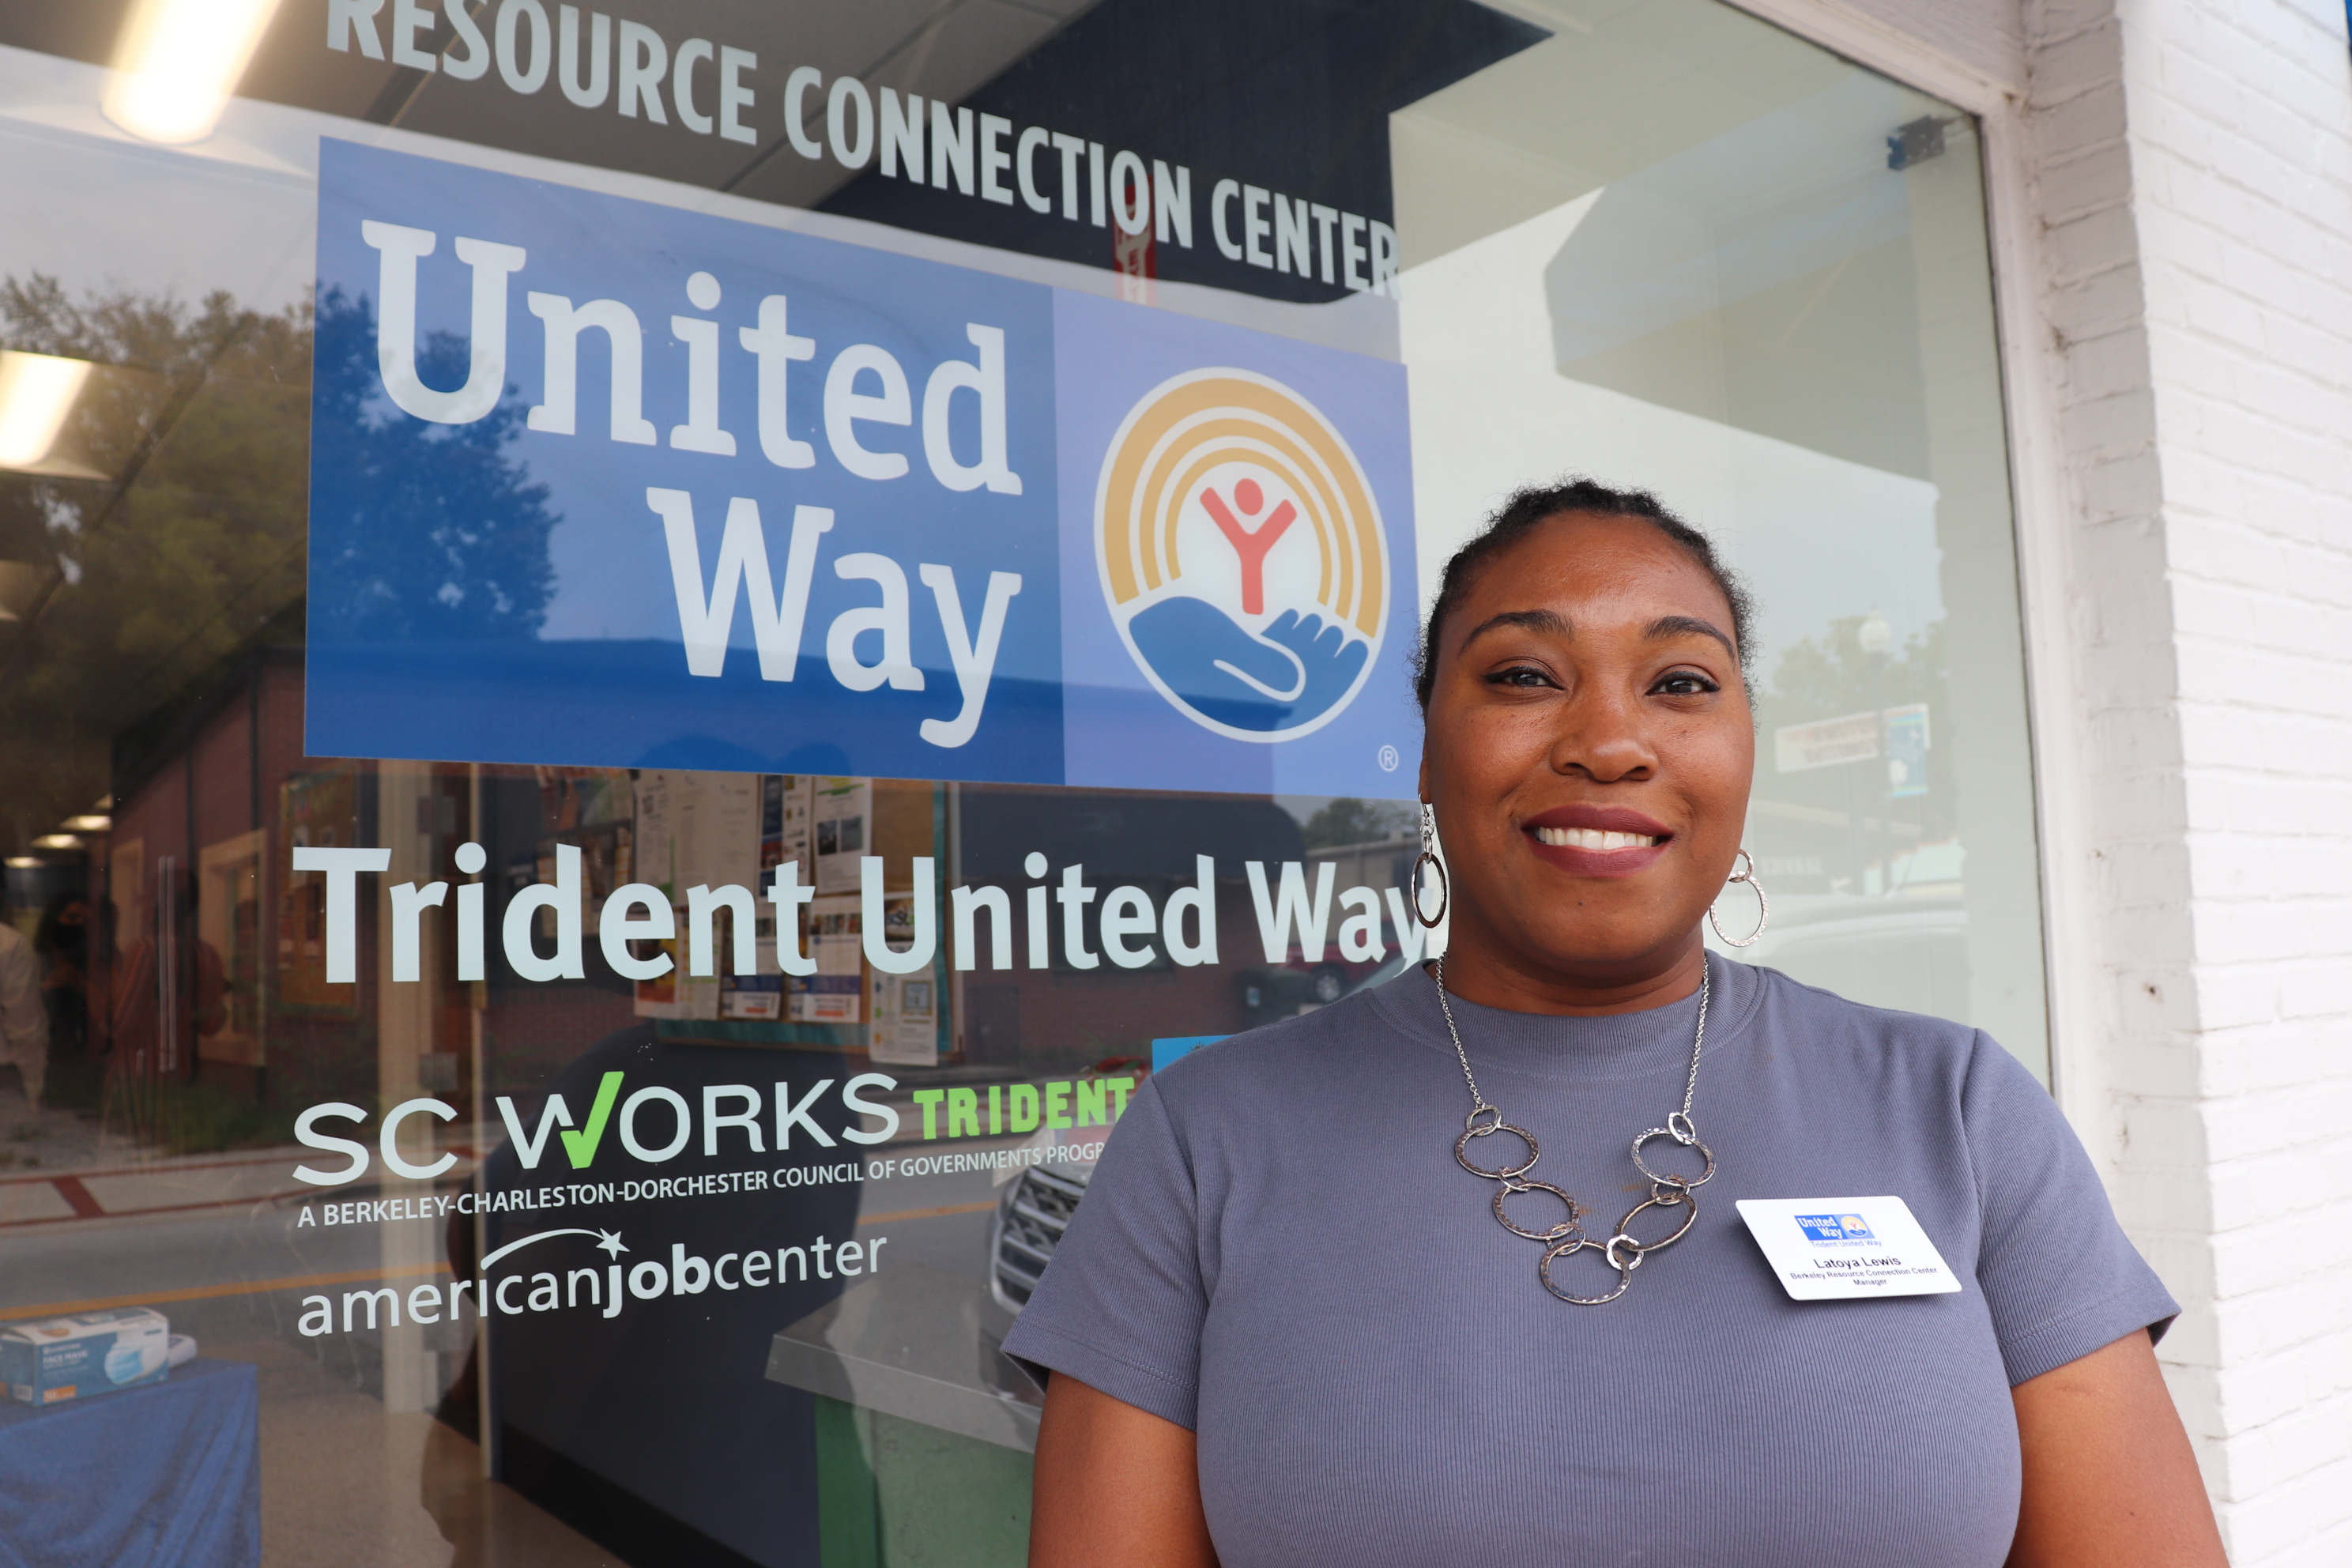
[1377,744,1400,772]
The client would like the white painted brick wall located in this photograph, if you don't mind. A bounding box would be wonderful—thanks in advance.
[2016,0,2352,1559]
[1727,0,2352,1547]
[1839,0,2027,87]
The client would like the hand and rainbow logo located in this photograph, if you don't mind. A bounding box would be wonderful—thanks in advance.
[1094,369,1389,741]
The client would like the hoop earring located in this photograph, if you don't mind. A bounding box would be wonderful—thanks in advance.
[1412,804,1449,929]
[1707,850,1768,948]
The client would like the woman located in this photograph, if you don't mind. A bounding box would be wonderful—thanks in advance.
[1006,481,2226,1567]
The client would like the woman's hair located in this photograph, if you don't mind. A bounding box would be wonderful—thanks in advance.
[1412,478,1754,711]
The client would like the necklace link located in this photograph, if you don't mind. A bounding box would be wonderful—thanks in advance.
[1434,954,1717,1306]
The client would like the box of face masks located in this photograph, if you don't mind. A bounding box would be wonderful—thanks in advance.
[1,1306,171,1404]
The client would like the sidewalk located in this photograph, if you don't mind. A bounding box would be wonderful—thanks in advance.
[0,1080,481,1232]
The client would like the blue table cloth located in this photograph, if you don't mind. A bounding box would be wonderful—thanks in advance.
[0,1358,260,1568]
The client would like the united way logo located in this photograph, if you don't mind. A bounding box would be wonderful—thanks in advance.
[1796,1213,1876,1242]
[1094,369,1389,741]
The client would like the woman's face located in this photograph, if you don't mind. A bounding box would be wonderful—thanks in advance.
[1420,512,1755,992]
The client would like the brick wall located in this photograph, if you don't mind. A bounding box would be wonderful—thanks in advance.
[1845,0,2027,88]
[2018,0,2352,1559]
[1737,0,2352,1553]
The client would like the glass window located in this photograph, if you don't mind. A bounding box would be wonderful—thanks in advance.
[1393,2,2045,1074]
[0,2,2041,1563]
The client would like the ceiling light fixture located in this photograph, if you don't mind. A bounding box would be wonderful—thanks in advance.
[0,351,94,469]
[32,834,84,850]
[62,815,113,833]
[4,857,43,869]
[103,0,286,145]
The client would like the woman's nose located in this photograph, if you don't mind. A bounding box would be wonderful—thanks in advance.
[1550,688,1657,781]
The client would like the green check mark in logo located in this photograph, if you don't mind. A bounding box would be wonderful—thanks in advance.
[560,1072,624,1169]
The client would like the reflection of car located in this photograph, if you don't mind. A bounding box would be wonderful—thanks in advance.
[1237,959,1345,1018]
[1238,936,1415,1021]
[1721,894,1969,1020]
[988,949,1413,1314]
[991,1165,1088,1312]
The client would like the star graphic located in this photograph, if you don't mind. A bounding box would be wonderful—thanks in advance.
[594,1230,628,1258]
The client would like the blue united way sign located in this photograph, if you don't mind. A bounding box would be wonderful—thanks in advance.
[307,141,1419,795]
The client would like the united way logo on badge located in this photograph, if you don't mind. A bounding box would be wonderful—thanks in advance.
[1796,1213,1877,1242]
[1094,368,1389,742]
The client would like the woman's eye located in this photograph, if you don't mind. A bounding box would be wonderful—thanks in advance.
[1651,669,1720,696]
[1487,665,1553,688]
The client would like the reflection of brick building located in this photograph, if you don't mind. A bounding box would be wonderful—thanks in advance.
[103,643,645,1119]
[97,650,1416,1128]
[105,645,326,1103]
[951,790,1295,1070]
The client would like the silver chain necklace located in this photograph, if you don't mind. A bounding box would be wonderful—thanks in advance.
[1433,953,1717,1306]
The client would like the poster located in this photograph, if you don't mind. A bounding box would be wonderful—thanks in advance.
[719,943,783,1021]
[812,779,869,896]
[758,774,813,894]
[307,140,1421,799]
[793,896,863,1024]
[638,770,761,895]
[632,773,677,892]
[633,771,756,1020]
[868,892,940,1066]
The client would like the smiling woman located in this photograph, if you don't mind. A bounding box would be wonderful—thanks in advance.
[1011,481,2230,1568]
[1415,482,1755,1007]
[0,0,2276,1556]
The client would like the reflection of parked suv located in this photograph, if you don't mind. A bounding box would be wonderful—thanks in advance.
[991,1165,1089,1312]
[988,950,1411,1314]
[1720,894,1968,1020]
[1236,958,1345,1019]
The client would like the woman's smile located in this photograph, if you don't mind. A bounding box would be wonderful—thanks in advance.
[1523,804,1674,877]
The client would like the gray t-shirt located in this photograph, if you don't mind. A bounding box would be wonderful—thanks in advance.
[1002,957,2177,1567]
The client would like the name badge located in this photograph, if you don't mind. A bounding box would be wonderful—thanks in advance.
[1736,1196,1962,1301]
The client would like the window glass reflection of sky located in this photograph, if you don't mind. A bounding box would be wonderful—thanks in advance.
[1398,186,1944,679]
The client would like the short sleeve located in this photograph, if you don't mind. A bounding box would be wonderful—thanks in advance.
[1961,1035,2180,1385]
[1000,1080,1208,1429]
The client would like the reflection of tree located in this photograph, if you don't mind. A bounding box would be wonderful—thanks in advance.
[0,280,564,852]
[309,288,556,641]
[1766,616,1954,846]
[0,277,310,850]
[1302,797,1414,850]
[1769,616,1943,722]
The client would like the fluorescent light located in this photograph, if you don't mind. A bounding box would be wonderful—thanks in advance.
[104,0,285,145]
[63,816,112,833]
[32,835,84,850]
[0,352,93,469]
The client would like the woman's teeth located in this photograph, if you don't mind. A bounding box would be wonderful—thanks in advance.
[1534,827,1660,850]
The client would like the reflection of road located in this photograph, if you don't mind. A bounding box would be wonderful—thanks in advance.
[1710,894,1969,1021]
[0,1177,403,1321]
[0,1172,575,1568]
[0,1147,361,1230]
[766,1135,1074,1450]
[851,1143,1020,1284]
[0,1129,1050,1566]
[0,1131,1025,1358]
